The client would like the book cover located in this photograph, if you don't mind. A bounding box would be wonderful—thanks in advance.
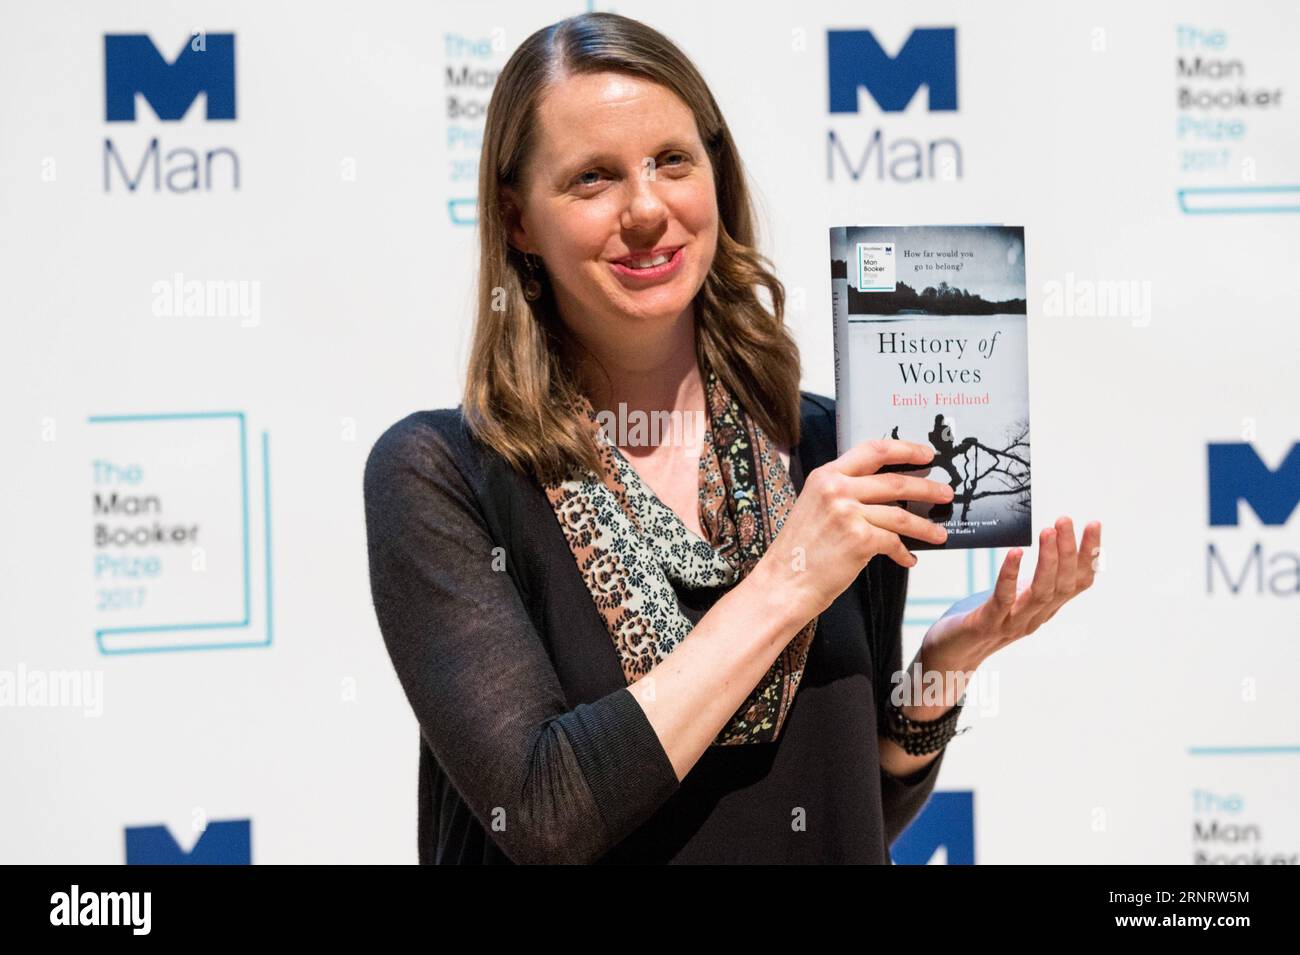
[830,224,1032,550]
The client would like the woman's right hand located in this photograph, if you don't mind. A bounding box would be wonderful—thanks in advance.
[754,439,956,623]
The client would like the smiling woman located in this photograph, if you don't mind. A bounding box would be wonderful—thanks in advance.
[364,10,977,865]
[503,72,717,336]
[464,17,804,486]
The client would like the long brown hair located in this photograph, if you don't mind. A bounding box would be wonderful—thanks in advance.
[463,11,802,485]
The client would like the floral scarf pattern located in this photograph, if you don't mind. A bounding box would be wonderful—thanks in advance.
[542,365,815,745]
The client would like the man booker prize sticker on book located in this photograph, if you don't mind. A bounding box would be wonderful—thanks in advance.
[830,224,1032,551]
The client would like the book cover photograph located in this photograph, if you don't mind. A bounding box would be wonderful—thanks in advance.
[830,224,1032,550]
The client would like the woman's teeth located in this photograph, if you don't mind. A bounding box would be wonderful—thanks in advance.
[626,252,672,269]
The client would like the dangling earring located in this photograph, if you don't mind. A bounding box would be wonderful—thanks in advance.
[522,252,543,301]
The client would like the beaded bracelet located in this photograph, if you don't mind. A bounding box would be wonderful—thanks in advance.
[883,693,971,756]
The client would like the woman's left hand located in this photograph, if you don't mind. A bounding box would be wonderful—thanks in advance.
[921,516,1102,674]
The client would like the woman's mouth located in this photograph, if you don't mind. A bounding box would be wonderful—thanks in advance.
[609,246,685,283]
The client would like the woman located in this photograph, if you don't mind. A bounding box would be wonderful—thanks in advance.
[363,11,1100,864]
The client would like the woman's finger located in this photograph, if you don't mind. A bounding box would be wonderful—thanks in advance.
[990,548,1022,617]
[1077,521,1102,589]
[860,502,948,546]
[1033,527,1059,597]
[835,438,935,477]
[849,471,955,507]
[861,520,914,568]
[1054,516,1078,594]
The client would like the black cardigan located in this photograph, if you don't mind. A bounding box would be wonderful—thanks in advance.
[362,390,947,864]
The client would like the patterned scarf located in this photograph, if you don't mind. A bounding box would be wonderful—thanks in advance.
[543,365,815,746]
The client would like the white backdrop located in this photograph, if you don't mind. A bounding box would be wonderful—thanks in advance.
[2,0,1296,863]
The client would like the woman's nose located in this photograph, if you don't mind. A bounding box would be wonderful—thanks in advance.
[620,164,669,230]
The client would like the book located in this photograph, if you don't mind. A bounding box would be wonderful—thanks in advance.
[829,224,1032,550]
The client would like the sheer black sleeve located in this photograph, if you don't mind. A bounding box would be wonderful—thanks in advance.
[363,412,681,864]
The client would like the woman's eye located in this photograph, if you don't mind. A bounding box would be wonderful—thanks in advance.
[572,154,689,190]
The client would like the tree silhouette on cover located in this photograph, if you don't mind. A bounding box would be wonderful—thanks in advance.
[896,414,1030,523]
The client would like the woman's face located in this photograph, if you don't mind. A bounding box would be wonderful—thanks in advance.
[504,71,719,348]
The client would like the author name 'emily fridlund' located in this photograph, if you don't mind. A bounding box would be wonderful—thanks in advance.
[892,391,991,407]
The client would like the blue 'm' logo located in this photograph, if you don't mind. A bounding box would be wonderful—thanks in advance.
[891,791,974,864]
[1208,442,1300,526]
[105,33,236,122]
[828,28,957,114]
[125,819,251,864]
